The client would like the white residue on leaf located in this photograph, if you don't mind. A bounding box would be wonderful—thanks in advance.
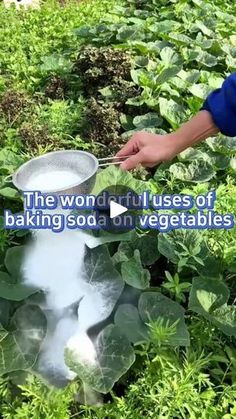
[37,314,78,382]
[66,331,97,366]
[78,291,108,332]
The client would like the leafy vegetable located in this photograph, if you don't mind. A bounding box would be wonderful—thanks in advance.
[0,305,46,376]
[65,325,135,393]
[189,277,236,336]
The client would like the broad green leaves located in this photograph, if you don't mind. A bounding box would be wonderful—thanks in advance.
[114,304,149,344]
[80,245,124,330]
[206,136,236,155]
[0,272,38,301]
[138,292,190,346]
[65,325,135,394]
[0,149,24,174]
[158,230,203,263]
[115,292,190,347]
[121,249,150,289]
[0,187,19,200]
[40,54,72,73]
[93,166,147,195]
[66,291,189,393]
[169,161,215,183]
[160,47,182,67]
[113,231,159,266]
[0,305,46,376]
[189,278,236,336]
[159,98,187,129]
[0,246,39,301]
[0,298,11,328]
[5,246,25,280]
[133,113,162,129]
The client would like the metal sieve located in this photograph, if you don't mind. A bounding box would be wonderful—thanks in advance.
[12,150,131,195]
[12,150,99,195]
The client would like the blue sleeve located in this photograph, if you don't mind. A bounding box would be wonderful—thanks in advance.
[202,73,236,137]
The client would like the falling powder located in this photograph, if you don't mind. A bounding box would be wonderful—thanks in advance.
[26,170,83,192]
[36,313,78,385]
[23,229,87,310]
[66,331,97,366]
[21,167,114,386]
[23,228,96,383]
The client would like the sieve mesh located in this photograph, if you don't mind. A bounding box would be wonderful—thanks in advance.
[12,150,98,195]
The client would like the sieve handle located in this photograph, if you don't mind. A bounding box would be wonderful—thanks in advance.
[4,174,13,183]
[98,155,133,167]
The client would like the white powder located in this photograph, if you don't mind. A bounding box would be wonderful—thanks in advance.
[22,212,115,384]
[37,316,78,382]
[23,229,87,310]
[26,170,83,192]
[66,331,97,366]
[22,228,99,385]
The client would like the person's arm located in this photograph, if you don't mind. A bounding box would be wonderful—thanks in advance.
[202,73,236,137]
[117,110,218,170]
[117,73,236,171]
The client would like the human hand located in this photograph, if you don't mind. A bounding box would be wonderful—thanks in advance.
[116,111,219,171]
[116,131,180,170]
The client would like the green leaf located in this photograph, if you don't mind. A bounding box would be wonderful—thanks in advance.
[169,161,215,182]
[139,71,156,88]
[0,298,11,328]
[198,51,218,67]
[79,246,124,330]
[158,230,204,264]
[0,305,46,376]
[160,47,182,66]
[114,231,159,266]
[230,157,236,171]
[208,152,230,170]
[120,113,134,131]
[117,27,144,42]
[114,304,149,344]
[0,187,19,200]
[188,83,211,99]
[4,246,25,281]
[92,166,147,195]
[121,250,150,290]
[149,21,181,34]
[130,68,142,85]
[138,292,190,346]
[0,149,24,173]
[178,148,208,162]
[40,54,71,73]
[189,277,229,315]
[158,233,178,263]
[178,69,201,84]
[168,33,192,46]
[196,252,223,279]
[189,278,236,336]
[155,66,182,85]
[206,136,236,155]
[65,325,135,394]
[0,272,38,301]
[195,20,213,37]
[159,98,186,129]
[179,147,229,170]
[133,113,162,129]
[213,305,236,336]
